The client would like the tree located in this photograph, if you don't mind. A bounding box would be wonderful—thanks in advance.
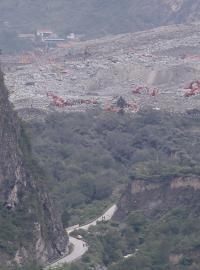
[61,210,70,227]
[79,174,96,202]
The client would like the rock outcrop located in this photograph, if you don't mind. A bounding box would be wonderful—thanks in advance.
[0,69,68,266]
[116,177,200,220]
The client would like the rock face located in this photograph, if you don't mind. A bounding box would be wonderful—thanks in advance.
[0,70,68,266]
[116,177,200,220]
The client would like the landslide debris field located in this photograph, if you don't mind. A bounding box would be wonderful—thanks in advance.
[2,23,200,119]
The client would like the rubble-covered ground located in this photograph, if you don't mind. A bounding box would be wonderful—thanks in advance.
[2,23,200,120]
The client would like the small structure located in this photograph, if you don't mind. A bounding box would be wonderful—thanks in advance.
[18,33,35,41]
[67,33,81,41]
[36,29,65,46]
[36,29,55,42]
[67,33,76,40]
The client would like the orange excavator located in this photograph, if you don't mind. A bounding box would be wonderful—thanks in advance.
[47,92,99,107]
[149,88,159,97]
[132,86,143,94]
[132,85,159,97]
[126,102,139,112]
[184,80,200,97]
[105,106,121,113]
[20,52,35,65]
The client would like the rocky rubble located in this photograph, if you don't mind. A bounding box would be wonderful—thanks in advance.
[2,23,200,120]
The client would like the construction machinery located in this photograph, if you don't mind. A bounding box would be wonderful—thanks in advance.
[46,92,99,107]
[184,80,200,97]
[132,85,159,97]
[47,92,139,113]
[104,96,139,113]
[149,88,159,97]
[132,86,143,94]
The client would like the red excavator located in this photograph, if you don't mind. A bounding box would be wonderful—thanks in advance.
[184,80,200,97]
[149,88,159,97]
[126,102,139,112]
[132,86,144,94]
[132,85,159,97]
[47,92,99,107]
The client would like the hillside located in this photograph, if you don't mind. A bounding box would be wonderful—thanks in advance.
[30,109,200,270]
[1,0,200,47]
[27,109,200,225]
[110,174,200,269]
[0,70,68,268]
[3,23,200,121]
[2,1,200,268]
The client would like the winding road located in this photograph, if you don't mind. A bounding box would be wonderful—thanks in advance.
[46,204,117,269]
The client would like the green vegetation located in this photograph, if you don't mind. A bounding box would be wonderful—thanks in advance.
[25,108,200,269]
[0,71,68,267]
[109,207,200,270]
[0,202,37,256]
[0,72,43,262]
[26,111,127,225]
[0,261,42,270]
[54,207,200,270]
[27,108,200,226]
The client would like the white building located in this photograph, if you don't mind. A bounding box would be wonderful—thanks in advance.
[36,29,55,41]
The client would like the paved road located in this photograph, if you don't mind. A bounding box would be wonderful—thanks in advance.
[46,204,117,269]
[79,204,117,231]
[48,236,88,269]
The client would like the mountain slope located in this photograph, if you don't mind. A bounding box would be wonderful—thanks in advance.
[0,70,68,267]
[0,0,200,38]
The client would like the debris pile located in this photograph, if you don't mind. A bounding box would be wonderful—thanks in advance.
[2,23,200,119]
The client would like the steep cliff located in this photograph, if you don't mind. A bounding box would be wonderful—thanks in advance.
[116,177,200,220]
[112,177,200,269]
[0,70,68,266]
